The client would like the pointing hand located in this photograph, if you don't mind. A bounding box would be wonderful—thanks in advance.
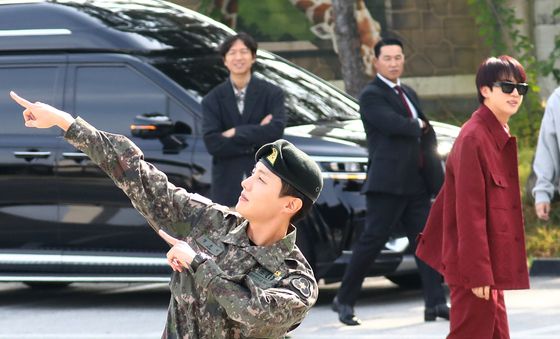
[158,230,197,272]
[10,91,75,131]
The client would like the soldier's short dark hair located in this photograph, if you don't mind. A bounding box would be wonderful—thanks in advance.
[475,55,527,103]
[279,180,313,222]
[374,38,403,58]
[219,32,258,58]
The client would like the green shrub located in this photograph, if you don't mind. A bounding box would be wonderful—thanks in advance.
[521,144,560,258]
[525,225,560,258]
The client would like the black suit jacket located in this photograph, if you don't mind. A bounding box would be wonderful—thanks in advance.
[202,76,286,206]
[359,76,443,196]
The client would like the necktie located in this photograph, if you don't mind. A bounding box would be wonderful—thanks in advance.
[394,85,413,118]
[395,85,424,168]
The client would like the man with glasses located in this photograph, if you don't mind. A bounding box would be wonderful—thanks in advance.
[533,87,560,221]
[202,32,286,206]
[417,56,530,338]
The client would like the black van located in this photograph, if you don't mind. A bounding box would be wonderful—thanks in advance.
[0,0,459,287]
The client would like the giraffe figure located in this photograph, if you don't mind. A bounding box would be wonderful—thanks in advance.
[289,0,381,75]
[207,0,238,28]
[204,0,381,75]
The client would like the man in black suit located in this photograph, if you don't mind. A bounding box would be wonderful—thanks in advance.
[202,33,286,206]
[332,38,449,325]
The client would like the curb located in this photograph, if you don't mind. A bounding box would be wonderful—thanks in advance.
[530,258,560,276]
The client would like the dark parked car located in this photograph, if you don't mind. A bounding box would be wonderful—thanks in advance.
[0,0,459,287]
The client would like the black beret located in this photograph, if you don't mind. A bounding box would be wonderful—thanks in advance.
[255,139,323,202]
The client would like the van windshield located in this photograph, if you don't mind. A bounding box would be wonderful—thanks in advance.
[151,51,360,126]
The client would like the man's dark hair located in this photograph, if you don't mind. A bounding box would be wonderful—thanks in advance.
[475,55,527,103]
[374,38,404,58]
[218,32,258,58]
[279,180,313,223]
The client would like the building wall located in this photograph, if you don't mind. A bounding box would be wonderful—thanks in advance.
[388,0,489,77]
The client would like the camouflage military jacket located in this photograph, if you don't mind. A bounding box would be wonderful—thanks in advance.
[65,118,318,338]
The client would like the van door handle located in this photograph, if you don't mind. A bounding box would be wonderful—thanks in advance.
[14,151,51,159]
[62,152,89,160]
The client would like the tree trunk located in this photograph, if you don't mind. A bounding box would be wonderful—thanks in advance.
[331,0,370,98]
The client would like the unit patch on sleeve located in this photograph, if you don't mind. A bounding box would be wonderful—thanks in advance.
[290,277,312,298]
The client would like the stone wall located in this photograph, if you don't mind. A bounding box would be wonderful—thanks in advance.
[388,0,490,77]
[384,0,493,121]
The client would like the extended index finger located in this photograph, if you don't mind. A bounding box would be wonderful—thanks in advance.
[10,91,34,109]
[158,229,179,246]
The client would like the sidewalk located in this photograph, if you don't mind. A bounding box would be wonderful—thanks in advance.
[291,276,560,338]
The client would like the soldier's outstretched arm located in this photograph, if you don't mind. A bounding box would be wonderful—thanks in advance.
[10,91,207,237]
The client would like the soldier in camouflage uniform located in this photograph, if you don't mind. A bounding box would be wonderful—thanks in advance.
[10,91,322,339]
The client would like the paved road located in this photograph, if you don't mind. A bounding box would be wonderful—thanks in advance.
[0,276,559,338]
[292,277,560,338]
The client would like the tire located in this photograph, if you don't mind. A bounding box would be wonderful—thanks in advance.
[386,274,422,289]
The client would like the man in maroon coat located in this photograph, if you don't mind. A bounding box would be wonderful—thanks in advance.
[416,55,530,339]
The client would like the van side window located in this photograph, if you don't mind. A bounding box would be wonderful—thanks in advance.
[0,66,61,135]
[74,66,185,136]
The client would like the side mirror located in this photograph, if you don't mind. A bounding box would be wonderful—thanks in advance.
[131,113,192,153]
[131,113,174,139]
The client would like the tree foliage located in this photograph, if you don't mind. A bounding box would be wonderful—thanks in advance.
[468,0,560,147]
[539,7,560,84]
[468,0,539,147]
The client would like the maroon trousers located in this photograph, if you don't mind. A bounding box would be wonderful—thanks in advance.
[447,286,509,339]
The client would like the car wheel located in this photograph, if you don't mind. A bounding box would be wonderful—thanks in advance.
[386,274,422,289]
[24,282,71,289]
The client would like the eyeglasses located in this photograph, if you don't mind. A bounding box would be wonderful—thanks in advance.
[493,81,529,95]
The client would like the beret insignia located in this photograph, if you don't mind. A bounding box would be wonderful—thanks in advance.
[267,147,278,165]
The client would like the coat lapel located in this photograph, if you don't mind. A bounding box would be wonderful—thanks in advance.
[373,77,409,118]
[401,85,426,120]
[241,76,261,123]
[222,79,243,125]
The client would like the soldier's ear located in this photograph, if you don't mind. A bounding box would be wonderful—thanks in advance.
[284,197,303,216]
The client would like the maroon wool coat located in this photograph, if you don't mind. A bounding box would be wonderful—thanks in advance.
[416,104,530,290]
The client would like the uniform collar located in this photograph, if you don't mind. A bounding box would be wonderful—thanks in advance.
[221,220,296,273]
[475,104,512,150]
